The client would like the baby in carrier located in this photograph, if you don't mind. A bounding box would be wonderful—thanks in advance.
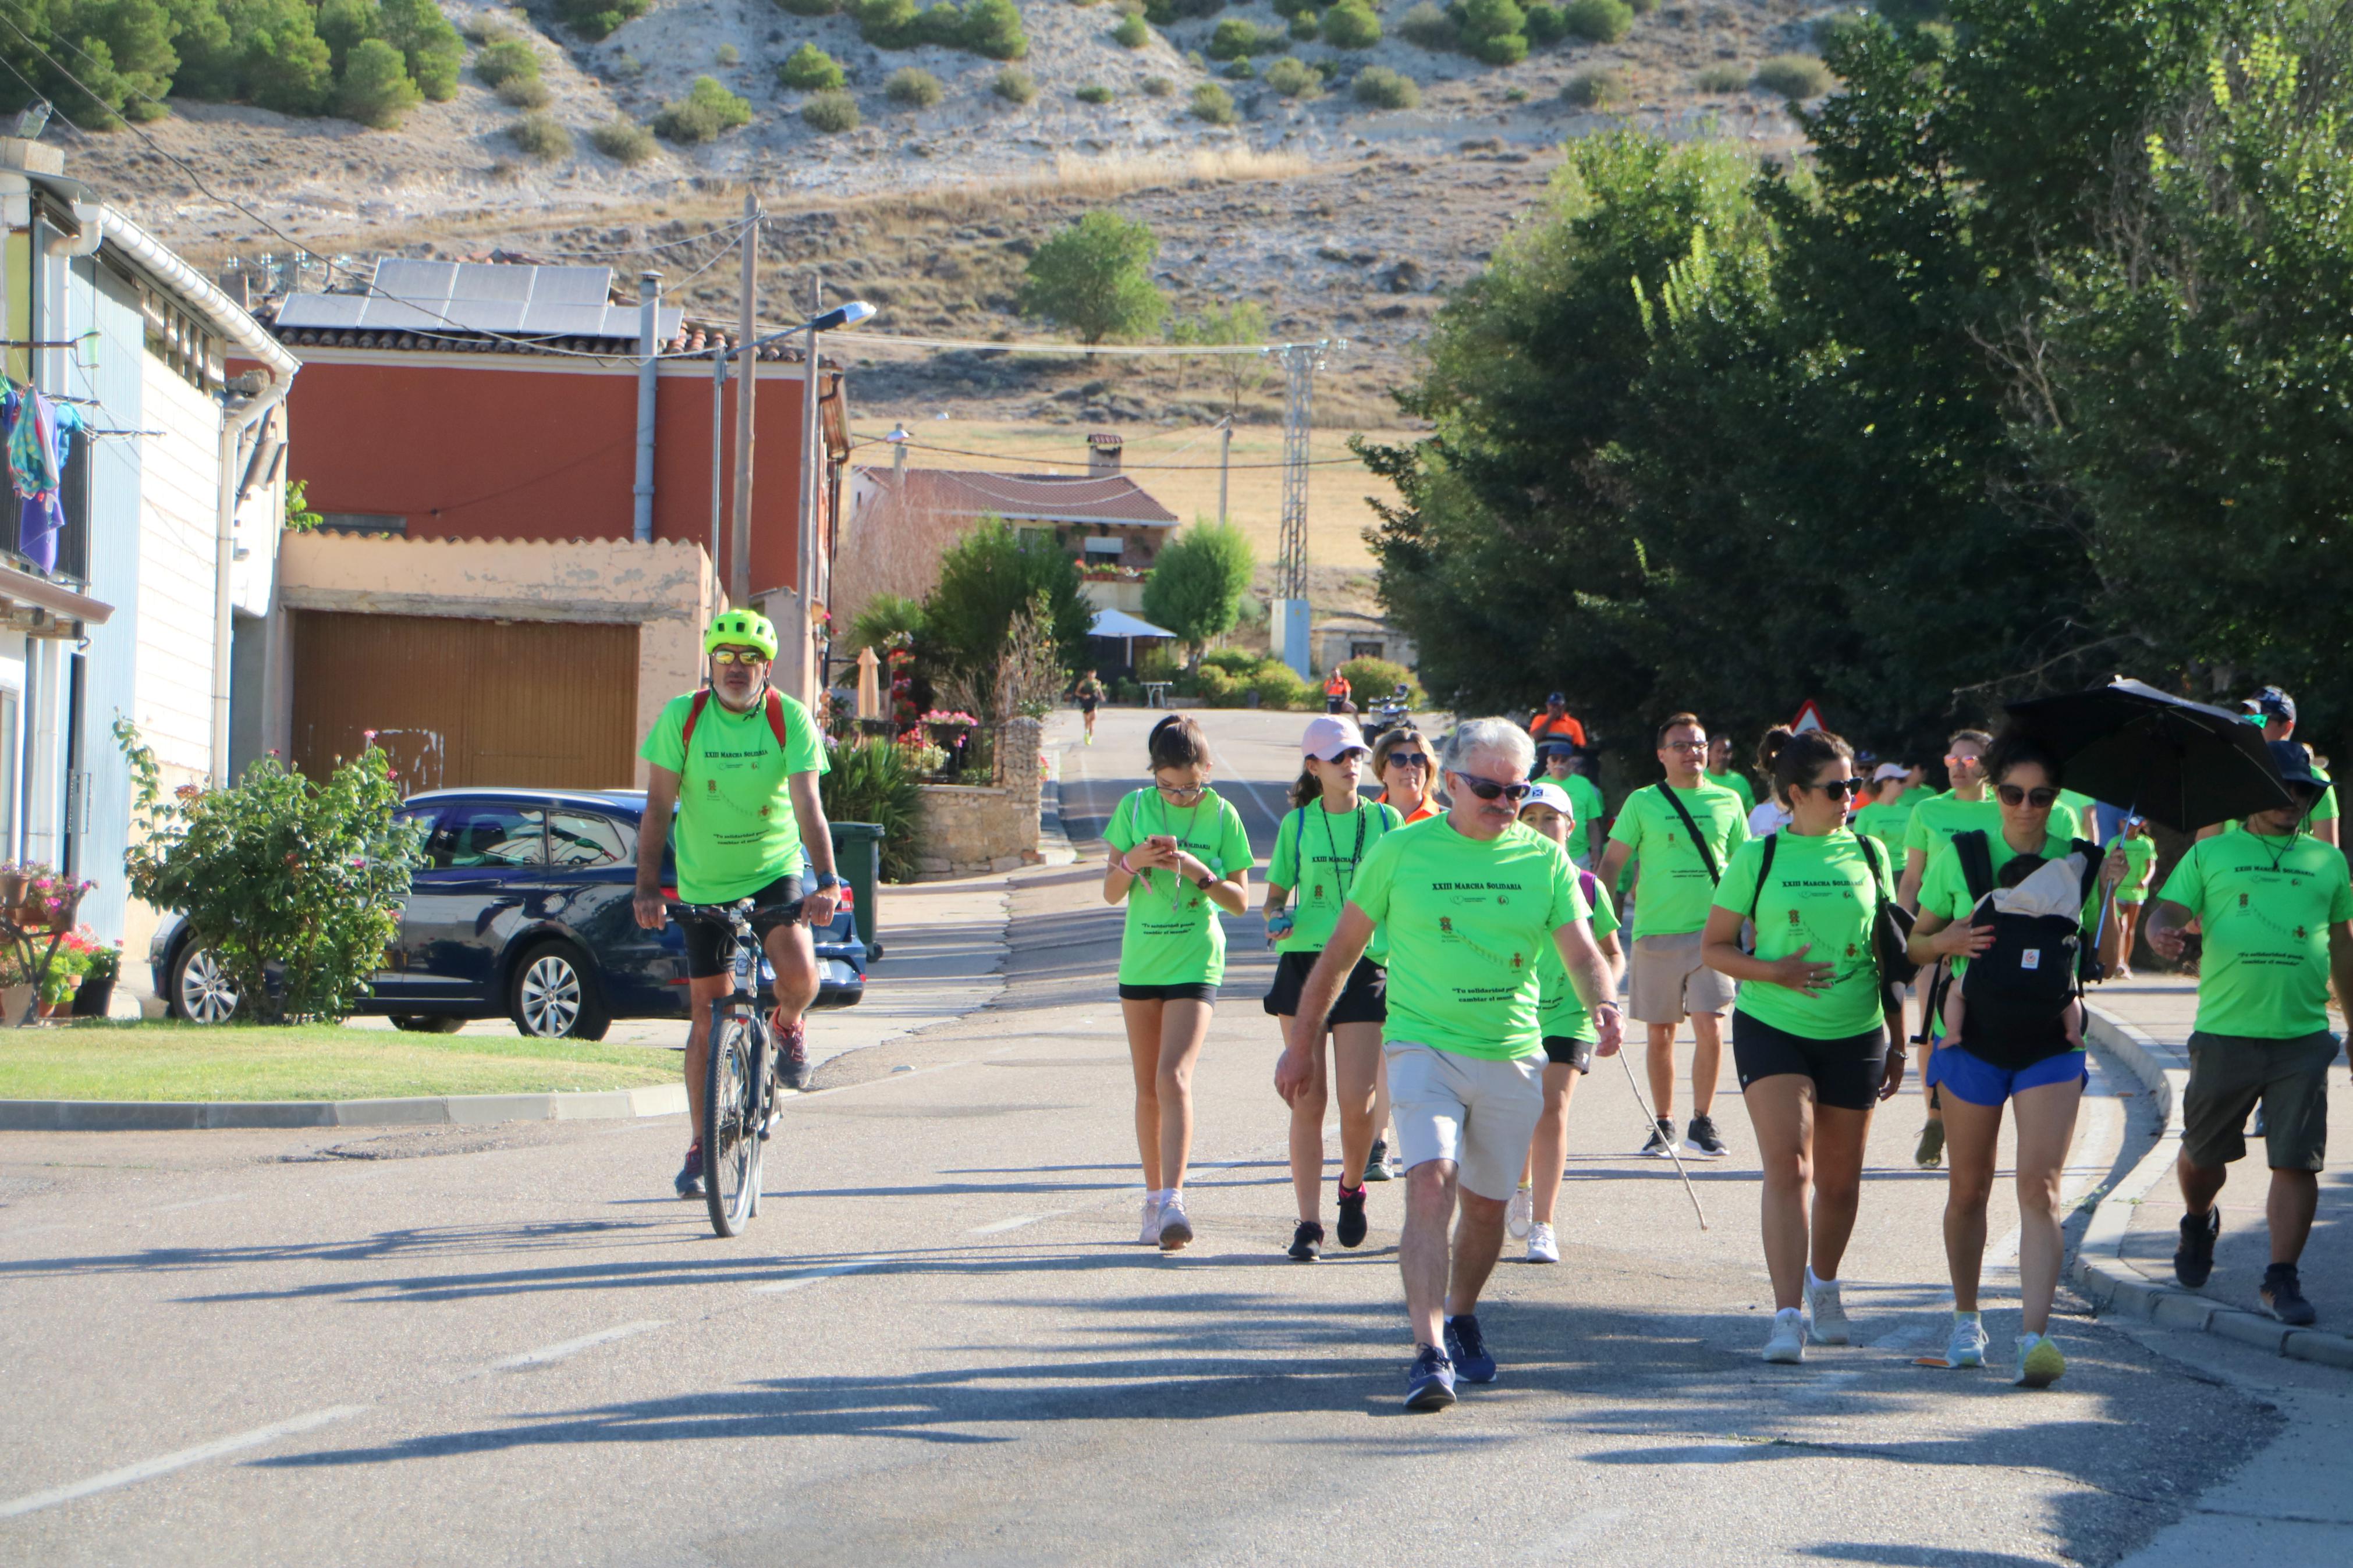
[1940,852,2087,1054]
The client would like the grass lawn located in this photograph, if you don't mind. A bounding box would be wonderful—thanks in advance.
[0,1022,676,1103]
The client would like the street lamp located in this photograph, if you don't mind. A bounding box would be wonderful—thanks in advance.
[754,299,876,702]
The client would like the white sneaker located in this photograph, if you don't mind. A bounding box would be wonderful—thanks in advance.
[1137,1194,1162,1245]
[1762,1307,1808,1363]
[1806,1277,1851,1345]
[1947,1315,1989,1369]
[1507,1185,1533,1239]
[1157,1190,1194,1251]
[1525,1222,1559,1264]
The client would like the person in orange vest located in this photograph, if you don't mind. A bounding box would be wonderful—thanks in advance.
[1324,669,1353,714]
[1529,692,1588,751]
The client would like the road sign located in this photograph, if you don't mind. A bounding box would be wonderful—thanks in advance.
[1791,699,1827,733]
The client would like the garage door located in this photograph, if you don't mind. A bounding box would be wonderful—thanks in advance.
[292,611,640,792]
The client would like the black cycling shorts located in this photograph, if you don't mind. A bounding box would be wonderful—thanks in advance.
[1120,982,1217,1002]
[681,874,805,980]
[1542,1034,1595,1072]
[1732,1009,1888,1112]
[1262,950,1387,1026]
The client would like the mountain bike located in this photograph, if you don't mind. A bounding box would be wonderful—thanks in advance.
[670,898,778,1237]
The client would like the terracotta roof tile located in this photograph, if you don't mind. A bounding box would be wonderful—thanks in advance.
[857,467,1179,528]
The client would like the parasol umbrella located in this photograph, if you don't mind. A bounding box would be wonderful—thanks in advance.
[2001,678,2293,832]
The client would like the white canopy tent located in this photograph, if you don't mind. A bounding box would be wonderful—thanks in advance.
[1089,608,1177,678]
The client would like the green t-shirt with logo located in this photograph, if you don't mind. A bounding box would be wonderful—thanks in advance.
[1348,816,1590,1061]
[1919,829,2097,988]
[1606,780,1752,939]
[1705,767,1758,813]
[1105,786,1254,987]
[639,691,829,903]
[1716,829,1896,1040]
[2157,828,2353,1039]
[2110,833,2156,902]
[1537,870,1620,1044]
[1903,790,2003,876]
[1562,772,1606,868]
[1851,799,1915,862]
[1268,798,1403,962]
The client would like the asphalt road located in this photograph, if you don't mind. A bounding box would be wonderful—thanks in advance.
[0,706,2329,1565]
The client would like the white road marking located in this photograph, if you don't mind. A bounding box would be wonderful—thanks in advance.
[0,1405,368,1520]
[968,1214,1052,1236]
[493,1320,668,1371]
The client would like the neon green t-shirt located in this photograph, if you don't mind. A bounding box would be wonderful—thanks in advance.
[2110,833,2156,902]
[1348,816,1590,1061]
[1105,787,1254,987]
[1606,780,1751,938]
[1919,829,2098,987]
[1268,797,1402,961]
[1705,767,1758,813]
[638,691,829,903]
[1561,772,1606,868]
[1851,799,1915,862]
[1903,790,2003,878]
[2157,828,2353,1039]
[1716,829,1896,1040]
[1538,871,1620,1044]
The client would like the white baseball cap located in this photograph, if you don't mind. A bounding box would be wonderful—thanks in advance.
[1871,763,1908,782]
[1301,714,1371,761]
[1520,780,1575,818]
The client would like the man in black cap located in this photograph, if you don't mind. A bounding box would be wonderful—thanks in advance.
[2198,687,2340,848]
[1529,692,1587,752]
[2146,739,2353,1326]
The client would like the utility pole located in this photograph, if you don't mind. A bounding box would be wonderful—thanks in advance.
[1218,419,1231,529]
[1273,342,1329,678]
[631,270,660,543]
[729,192,760,607]
[708,347,728,586]
[798,272,822,706]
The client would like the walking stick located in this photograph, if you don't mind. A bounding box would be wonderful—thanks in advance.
[1612,1044,1709,1232]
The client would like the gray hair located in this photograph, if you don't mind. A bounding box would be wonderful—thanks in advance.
[1444,718,1535,779]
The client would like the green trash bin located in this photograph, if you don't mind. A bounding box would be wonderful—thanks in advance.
[830,821,884,962]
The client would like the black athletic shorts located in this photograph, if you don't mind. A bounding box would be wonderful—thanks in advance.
[1120,982,1218,1002]
[680,874,806,980]
[1262,950,1387,1026]
[1079,698,1098,713]
[1542,1034,1595,1071]
[1732,1009,1889,1112]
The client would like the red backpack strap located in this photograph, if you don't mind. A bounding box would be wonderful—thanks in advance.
[680,689,712,770]
[764,688,790,751]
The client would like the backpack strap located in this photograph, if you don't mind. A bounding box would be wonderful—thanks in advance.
[680,688,791,779]
[1953,829,1996,908]
[1577,867,1600,914]
[1747,832,1780,926]
[1658,782,1723,884]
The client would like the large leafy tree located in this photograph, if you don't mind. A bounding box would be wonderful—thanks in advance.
[1142,519,1255,658]
[921,515,1092,677]
[1017,211,1167,344]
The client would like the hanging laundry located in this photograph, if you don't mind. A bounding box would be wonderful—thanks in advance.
[2,384,80,574]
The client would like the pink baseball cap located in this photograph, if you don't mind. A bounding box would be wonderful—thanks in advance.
[1301,714,1371,761]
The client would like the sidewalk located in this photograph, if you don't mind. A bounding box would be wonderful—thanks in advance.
[2080,973,2353,1368]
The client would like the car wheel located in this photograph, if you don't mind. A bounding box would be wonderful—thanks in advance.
[390,1014,467,1034]
[169,941,240,1024]
[510,941,611,1041]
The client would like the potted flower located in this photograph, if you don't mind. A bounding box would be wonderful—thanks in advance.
[36,936,86,1019]
[70,933,119,1018]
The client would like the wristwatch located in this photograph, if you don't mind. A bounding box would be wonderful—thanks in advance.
[1194,871,1217,890]
[812,872,843,892]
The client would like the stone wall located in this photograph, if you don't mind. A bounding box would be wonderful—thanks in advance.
[912,716,1044,880]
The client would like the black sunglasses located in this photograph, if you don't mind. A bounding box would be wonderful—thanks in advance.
[1804,777,1869,800]
[1384,751,1431,769]
[1451,772,1534,803]
[1996,784,2061,809]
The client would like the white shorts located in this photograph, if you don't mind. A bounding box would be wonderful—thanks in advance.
[1628,931,1737,1025]
[1385,1041,1545,1201]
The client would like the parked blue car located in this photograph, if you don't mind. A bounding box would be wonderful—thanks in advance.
[148,787,867,1038]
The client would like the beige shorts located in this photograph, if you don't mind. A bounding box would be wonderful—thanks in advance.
[1628,930,1736,1025]
[1385,1041,1545,1201]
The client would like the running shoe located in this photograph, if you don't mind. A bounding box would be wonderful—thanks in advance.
[2014,1333,2066,1388]
[1287,1221,1324,1262]
[1685,1114,1729,1158]
[1762,1307,1807,1364]
[1336,1182,1369,1249]
[1915,1119,1946,1169]
[1443,1313,1497,1384]
[1138,1193,1163,1245]
[1806,1277,1851,1345]
[1364,1138,1393,1182]
[2175,1207,2220,1288]
[675,1143,705,1199]
[2262,1263,2317,1326]
[1404,1345,1457,1411]
[1947,1315,1989,1369]
[1639,1117,1678,1157]
[1526,1221,1560,1264]
[775,1015,812,1091]
[1157,1190,1194,1252]
[1507,1184,1533,1239]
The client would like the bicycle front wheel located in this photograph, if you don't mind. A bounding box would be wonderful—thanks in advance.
[701,1006,767,1236]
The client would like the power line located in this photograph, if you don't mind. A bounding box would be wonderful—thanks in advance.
[882,436,1368,471]
[826,329,1315,357]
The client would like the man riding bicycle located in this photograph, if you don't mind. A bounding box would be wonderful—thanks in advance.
[634,609,840,1199]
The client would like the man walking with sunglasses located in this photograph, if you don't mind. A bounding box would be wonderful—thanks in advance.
[1599,713,1751,1158]
[1283,719,1621,1410]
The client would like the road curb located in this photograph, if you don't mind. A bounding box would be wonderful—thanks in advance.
[0,1082,687,1133]
[1038,768,1077,867]
[2073,1003,2353,1372]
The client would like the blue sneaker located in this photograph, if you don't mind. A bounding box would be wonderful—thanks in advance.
[1444,1313,1497,1384]
[675,1144,705,1199]
[1404,1345,1456,1411]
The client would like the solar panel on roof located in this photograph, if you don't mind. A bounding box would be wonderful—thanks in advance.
[280,258,686,343]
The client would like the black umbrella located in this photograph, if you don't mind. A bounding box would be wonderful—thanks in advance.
[2001,678,2293,831]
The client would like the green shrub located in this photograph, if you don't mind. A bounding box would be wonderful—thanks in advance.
[715,42,740,65]
[654,74,753,141]
[1142,0,1228,21]
[1270,0,1316,15]
[1140,73,1174,95]
[1562,0,1631,42]
[555,0,651,40]
[510,111,572,159]
[381,0,463,99]
[777,0,839,13]
[1336,656,1421,705]
[318,0,377,73]
[886,66,945,106]
[802,89,861,130]
[1262,54,1319,96]
[1076,81,1113,102]
[993,65,1037,102]
[1199,646,1262,676]
[1321,0,1380,47]
[1190,80,1235,122]
[474,38,539,86]
[1113,11,1149,45]
[1754,52,1832,98]
[1562,66,1624,106]
[1223,56,1254,78]
[1458,0,1527,60]
[590,114,656,161]
[818,739,924,883]
[1693,61,1748,93]
[1398,1,1456,49]
[853,0,919,44]
[847,594,925,652]
[1195,664,1241,706]
[1249,665,1315,711]
[1523,2,1564,43]
[1288,11,1317,39]
[335,38,421,128]
[496,75,551,108]
[1207,17,1286,58]
[779,41,846,90]
[1352,64,1419,108]
[962,0,1030,59]
[912,0,967,45]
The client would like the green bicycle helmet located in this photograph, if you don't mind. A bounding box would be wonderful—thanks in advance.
[704,609,779,660]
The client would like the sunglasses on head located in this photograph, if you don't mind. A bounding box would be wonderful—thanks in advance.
[1996,784,2060,809]
[1805,777,1869,800]
[1451,772,1534,804]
